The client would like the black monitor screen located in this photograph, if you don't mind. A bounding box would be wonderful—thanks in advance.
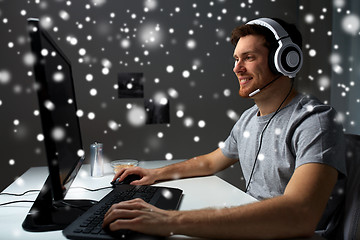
[23,18,96,232]
[28,18,84,201]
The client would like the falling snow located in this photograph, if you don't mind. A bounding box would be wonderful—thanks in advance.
[341,14,360,35]
[0,0,359,191]
[161,189,173,199]
[51,127,66,141]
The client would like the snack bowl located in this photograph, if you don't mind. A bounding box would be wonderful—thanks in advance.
[110,159,139,173]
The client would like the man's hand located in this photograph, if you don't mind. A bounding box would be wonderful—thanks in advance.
[102,198,176,236]
[112,167,158,185]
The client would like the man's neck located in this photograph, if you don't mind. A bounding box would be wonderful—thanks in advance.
[254,77,297,116]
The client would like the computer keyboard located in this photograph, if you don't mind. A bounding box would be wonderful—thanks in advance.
[63,184,182,240]
[73,186,156,236]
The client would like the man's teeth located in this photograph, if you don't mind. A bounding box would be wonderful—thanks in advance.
[240,77,253,82]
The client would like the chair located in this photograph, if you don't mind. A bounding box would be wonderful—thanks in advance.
[337,134,360,240]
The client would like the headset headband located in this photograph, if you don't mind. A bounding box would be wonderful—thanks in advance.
[246,18,289,41]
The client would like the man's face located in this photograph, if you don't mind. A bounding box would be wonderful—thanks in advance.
[232,34,278,98]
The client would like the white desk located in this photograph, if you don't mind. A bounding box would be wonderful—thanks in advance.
[0,160,258,239]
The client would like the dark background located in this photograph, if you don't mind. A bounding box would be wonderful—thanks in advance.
[1,0,359,191]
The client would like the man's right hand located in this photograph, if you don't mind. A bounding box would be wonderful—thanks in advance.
[112,167,158,185]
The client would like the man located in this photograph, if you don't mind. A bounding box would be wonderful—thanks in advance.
[103,18,346,239]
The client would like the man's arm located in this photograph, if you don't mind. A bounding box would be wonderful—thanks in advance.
[170,163,338,239]
[112,148,238,185]
[104,163,338,239]
[154,148,238,181]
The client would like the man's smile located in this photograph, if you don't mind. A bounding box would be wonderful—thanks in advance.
[239,76,253,85]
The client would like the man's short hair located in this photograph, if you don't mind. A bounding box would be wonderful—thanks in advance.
[230,18,303,51]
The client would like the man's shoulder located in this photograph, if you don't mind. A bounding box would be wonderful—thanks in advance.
[291,94,337,118]
[288,94,343,137]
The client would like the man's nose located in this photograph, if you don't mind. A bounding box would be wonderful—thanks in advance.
[233,60,246,73]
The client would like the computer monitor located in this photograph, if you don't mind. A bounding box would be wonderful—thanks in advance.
[22,18,96,232]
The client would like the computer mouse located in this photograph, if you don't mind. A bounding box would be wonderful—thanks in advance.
[111,174,141,187]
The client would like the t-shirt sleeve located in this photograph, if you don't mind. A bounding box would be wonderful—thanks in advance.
[220,122,240,159]
[292,106,346,176]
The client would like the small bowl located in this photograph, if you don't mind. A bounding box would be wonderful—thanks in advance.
[110,159,139,173]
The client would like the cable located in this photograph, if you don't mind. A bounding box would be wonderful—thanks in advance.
[0,186,111,207]
[71,186,112,192]
[245,79,294,193]
[0,190,39,207]
[0,200,34,207]
[0,186,111,197]
[0,190,40,196]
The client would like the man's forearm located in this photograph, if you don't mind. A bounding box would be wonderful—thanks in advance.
[168,195,318,239]
[153,155,214,182]
[152,148,237,182]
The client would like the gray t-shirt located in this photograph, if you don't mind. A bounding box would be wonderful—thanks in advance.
[221,93,346,236]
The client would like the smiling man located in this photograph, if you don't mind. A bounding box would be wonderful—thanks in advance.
[103,18,346,239]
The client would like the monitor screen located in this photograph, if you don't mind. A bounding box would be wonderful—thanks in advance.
[22,18,94,232]
[28,18,84,201]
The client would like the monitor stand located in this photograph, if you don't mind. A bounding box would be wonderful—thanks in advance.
[22,176,97,232]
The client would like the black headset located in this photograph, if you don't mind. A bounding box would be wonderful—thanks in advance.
[246,18,303,78]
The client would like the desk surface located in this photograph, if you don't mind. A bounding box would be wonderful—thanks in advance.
[0,160,257,239]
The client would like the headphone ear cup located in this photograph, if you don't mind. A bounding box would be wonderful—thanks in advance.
[276,42,303,77]
[268,44,280,75]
